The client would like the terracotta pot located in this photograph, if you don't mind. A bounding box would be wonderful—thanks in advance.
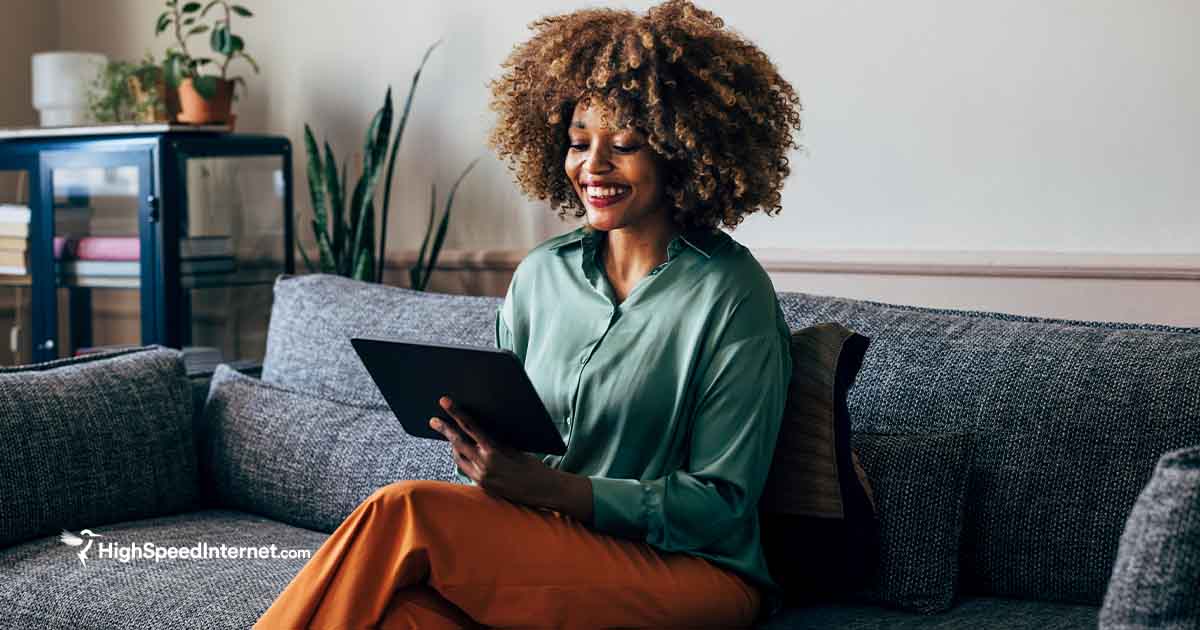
[176,77,235,125]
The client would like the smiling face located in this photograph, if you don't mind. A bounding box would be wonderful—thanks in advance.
[564,100,668,232]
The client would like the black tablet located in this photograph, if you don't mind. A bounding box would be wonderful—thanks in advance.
[350,336,567,455]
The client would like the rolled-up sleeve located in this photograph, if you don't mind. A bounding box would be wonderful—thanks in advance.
[589,330,791,551]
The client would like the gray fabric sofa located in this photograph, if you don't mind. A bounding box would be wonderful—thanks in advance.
[1,272,1197,629]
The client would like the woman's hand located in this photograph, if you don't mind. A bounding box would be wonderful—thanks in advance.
[430,396,561,506]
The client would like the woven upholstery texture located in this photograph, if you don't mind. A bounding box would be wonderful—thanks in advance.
[777,291,1200,604]
[851,432,974,613]
[199,365,458,533]
[1099,445,1200,629]
[0,346,197,548]
[0,509,327,629]
[760,596,1098,629]
[261,274,500,407]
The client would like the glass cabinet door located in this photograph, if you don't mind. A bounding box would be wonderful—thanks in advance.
[0,167,34,366]
[180,154,286,365]
[41,149,153,361]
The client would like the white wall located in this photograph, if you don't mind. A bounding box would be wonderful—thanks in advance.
[17,0,1200,257]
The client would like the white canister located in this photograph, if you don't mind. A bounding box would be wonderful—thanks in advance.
[31,51,108,127]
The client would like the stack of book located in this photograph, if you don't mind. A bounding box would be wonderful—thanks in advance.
[56,235,237,288]
[0,204,88,276]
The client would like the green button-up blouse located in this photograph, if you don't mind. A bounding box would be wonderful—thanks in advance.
[483,223,791,605]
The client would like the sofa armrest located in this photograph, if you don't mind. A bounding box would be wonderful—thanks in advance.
[0,346,197,549]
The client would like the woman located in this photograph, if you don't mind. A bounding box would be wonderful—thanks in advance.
[256,1,802,627]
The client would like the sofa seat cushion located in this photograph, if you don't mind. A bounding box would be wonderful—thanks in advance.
[0,509,327,630]
[759,597,1098,629]
[199,365,458,532]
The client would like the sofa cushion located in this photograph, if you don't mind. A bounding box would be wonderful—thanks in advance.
[760,323,878,601]
[778,292,1200,604]
[852,432,973,613]
[199,364,457,533]
[759,596,1098,629]
[0,346,197,548]
[1100,445,1200,628]
[261,274,501,406]
[0,509,327,629]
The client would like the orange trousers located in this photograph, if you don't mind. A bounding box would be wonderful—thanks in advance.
[255,480,760,629]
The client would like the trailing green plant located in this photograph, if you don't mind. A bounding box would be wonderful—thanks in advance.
[88,53,166,123]
[299,40,480,289]
[156,0,259,100]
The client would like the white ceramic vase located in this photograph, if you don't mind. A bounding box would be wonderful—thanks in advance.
[31,51,108,127]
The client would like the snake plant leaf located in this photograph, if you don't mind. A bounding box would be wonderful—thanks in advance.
[312,219,336,272]
[352,246,373,282]
[322,141,344,261]
[378,39,441,281]
[420,158,480,291]
[348,99,391,275]
[412,182,437,290]
[302,124,332,271]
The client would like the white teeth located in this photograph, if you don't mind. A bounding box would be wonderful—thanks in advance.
[586,185,630,198]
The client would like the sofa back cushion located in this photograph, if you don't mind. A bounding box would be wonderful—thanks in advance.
[0,346,196,548]
[199,365,457,532]
[778,292,1200,605]
[262,274,500,407]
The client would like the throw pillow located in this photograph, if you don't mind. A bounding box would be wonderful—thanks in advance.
[759,322,879,603]
[0,346,196,548]
[1100,445,1200,628]
[198,364,458,533]
[852,432,974,614]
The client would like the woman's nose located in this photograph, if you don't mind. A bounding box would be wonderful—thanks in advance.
[583,146,612,173]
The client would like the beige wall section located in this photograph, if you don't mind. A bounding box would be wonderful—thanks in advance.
[1,0,1189,332]
[0,1,58,128]
[51,0,1200,258]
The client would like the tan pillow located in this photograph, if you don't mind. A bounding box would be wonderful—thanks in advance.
[759,322,878,602]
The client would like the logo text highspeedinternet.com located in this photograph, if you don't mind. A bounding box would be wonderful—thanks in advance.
[95,542,311,563]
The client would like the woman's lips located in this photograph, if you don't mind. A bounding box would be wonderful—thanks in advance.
[586,187,631,208]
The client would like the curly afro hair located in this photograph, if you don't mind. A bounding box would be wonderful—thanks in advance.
[487,0,802,231]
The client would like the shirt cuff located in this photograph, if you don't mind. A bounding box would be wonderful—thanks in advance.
[589,476,651,539]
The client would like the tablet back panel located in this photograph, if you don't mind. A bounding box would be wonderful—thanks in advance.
[351,337,567,455]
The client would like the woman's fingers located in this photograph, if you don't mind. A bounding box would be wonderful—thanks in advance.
[438,396,493,448]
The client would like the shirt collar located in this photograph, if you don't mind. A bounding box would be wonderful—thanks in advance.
[548,224,721,260]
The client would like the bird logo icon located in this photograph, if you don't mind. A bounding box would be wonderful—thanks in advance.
[59,529,103,567]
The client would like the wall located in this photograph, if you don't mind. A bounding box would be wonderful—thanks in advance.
[45,0,1199,258]
[1,1,1195,331]
[0,0,58,128]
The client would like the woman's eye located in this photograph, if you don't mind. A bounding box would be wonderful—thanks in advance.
[614,145,640,153]
[568,144,588,151]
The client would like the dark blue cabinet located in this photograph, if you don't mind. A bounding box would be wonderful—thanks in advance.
[0,127,293,365]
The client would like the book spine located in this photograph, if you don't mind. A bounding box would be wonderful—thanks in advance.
[70,237,140,261]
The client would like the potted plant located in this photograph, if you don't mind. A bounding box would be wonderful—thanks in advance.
[87,53,168,123]
[156,0,259,126]
[298,40,481,289]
